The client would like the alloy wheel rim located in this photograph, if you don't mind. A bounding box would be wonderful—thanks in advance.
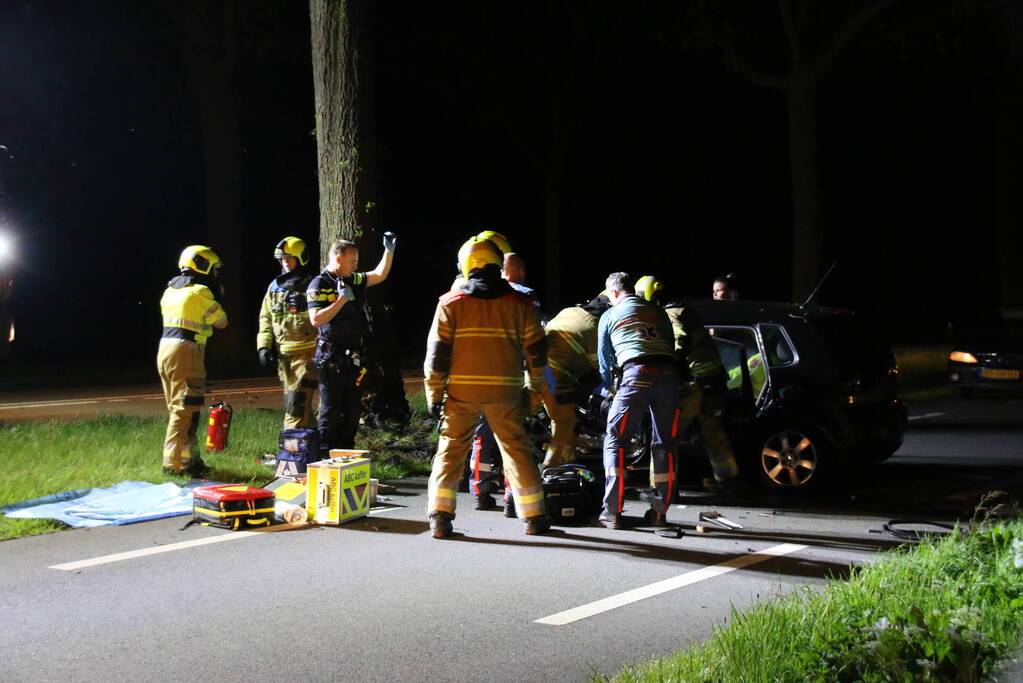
[761,430,817,487]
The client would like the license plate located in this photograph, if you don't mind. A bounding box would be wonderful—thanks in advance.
[981,368,1021,380]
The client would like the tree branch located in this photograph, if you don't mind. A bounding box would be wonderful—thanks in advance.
[811,0,898,80]
[715,37,788,90]
[779,0,803,68]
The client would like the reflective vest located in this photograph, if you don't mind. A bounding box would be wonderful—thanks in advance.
[160,278,227,346]
[257,270,316,354]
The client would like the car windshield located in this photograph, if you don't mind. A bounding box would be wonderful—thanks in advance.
[809,316,894,378]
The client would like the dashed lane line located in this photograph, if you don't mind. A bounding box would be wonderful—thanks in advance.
[908,412,946,421]
[535,543,808,626]
[48,507,405,571]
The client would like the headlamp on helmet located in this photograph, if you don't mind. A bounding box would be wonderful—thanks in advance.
[457,237,503,279]
[274,236,308,266]
[179,245,223,275]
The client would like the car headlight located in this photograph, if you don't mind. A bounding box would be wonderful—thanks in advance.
[949,351,978,364]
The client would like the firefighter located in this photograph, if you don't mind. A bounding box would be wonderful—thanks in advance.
[307,233,396,453]
[597,272,679,529]
[636,275,743,494]
[424,236,552,538]
[257,236,318,429]
[538,294,609,468]
[157,245,228,476]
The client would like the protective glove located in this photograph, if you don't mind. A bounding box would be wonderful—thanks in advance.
[338,283,354,301]
[428,401,444,419]
[258,348,276,368]
[382,231,397,252]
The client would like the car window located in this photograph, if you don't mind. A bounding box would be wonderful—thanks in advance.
[760,324,797,367]
[709,326,767,399]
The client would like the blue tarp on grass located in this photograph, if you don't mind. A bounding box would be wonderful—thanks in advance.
[1,481,201,527]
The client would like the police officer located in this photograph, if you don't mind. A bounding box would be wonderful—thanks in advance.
[257,236,318,429]
[158,245,228,476]
[424,236,552,538]
[636,276,743,494]
[597,272,679,529]
[307,233,396,453]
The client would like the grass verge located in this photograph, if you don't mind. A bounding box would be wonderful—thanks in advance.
[895,344,954,400]
[603,505,1023,682]
[0,396,435,541]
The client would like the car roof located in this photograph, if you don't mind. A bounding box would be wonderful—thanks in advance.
[667,298,854,326]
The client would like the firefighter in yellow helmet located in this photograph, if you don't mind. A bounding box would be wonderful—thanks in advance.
[424,236,552,538]
[257,237,318,428]
[157,245,228,476]
[636,275,743,494]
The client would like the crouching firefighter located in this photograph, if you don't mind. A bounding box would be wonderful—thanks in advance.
[257,236,318,429]
[424,236,553,538]
[157,245,228,476]
[307,234,396,454]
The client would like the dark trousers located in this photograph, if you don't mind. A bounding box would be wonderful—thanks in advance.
[317,363,362,453]
[602,359,680,515]
[468,418,511,501]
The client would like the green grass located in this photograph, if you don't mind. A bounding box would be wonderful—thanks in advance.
[0,396,435,541]
[895,344,955,400]
[603,505,1023,682]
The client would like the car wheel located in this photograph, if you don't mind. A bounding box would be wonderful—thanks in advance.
[758,426,830,492]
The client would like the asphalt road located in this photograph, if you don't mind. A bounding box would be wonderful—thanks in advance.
[0,392,1021,681]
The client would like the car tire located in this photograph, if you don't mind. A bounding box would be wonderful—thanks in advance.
[757,425,832,494]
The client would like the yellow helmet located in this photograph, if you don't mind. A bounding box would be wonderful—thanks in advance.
[457,236,502,279]
[178,245,222,275]
[274,236,308,266]
[635,275,663,302]
[475,230,511,255]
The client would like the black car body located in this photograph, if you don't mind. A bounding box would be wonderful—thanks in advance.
[947,316,1023,396]
[684,298,907,492]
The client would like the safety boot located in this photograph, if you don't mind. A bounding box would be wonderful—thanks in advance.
[523,515,551,535]
[503,497,517,518]
[474,493,496,510]
[429,511,454,539]
[598,510,623,530]
[643,507,668,527]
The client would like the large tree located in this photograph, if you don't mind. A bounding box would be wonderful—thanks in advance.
[309,0,408,427]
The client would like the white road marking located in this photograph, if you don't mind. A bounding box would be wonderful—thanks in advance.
[49,508,405,571]
[535,543,807,626]
[908,412,946,421]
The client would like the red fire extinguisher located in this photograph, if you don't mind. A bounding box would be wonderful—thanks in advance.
[205,399,233,452]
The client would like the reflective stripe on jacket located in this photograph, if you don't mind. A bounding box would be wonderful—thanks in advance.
[257,271,316,354]
[424,284,548,405]
[597,294,674,388]
[545,306,598,396]
[664,304,724,380]
[160,283,226,346]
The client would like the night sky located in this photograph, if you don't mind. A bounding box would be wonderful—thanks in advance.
[0,0,1019,380]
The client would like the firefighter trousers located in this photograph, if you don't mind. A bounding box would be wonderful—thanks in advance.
[539,392,578,468]
[603,360,680,516]
[278,349,318,429]
[677,383,739,482]
[430,398,545,519]
[157,340,206,474]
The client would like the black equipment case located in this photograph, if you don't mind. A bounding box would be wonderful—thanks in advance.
[541,465,601,524]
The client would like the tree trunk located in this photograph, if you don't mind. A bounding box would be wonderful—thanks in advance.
[787,74,823,302]
[178,0,248,365]
[310,0,408,426]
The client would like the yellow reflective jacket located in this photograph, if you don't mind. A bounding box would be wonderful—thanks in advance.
[545,306,598,399]
[424,277,548,405]
[665,304,723,380]
[256,270,316,355]
[160,277,227,346]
